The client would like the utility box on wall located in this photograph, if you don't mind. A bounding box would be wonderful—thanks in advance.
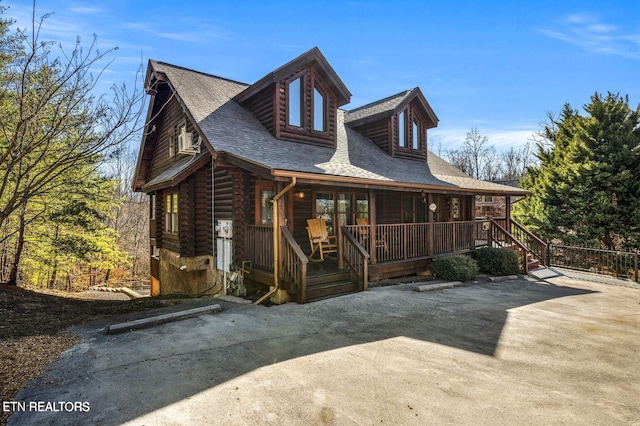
[217,220,233,239]
[216,219,233,275]
[216,238,232,273]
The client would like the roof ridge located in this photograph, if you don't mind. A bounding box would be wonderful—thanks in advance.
[345,89,413,114]
[151,59,250,87]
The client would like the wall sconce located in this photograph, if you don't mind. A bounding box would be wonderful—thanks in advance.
[296,190,305,199]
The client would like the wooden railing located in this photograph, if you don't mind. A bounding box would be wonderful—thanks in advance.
[345,221,476,263]
[488,218,531,273]
[280,226,308,301]
[510,219,547,266]
[433,222,475,256]
[474,220,489,242]
[341,226,370,291]
[244,225,274,272]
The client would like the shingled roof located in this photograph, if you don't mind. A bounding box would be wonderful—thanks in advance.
[344,87,439,129]
[137,58,527,196]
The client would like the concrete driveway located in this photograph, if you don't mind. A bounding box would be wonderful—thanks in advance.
[8,272,640,425]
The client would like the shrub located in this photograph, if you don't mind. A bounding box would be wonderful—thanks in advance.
[432,255,479,282]
[475,247,520,275]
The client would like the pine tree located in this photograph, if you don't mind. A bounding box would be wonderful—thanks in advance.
[514,93,640,250]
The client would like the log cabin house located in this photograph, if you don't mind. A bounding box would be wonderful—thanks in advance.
[133,47,529,303]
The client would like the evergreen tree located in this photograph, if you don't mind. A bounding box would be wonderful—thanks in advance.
[514,93,640,250]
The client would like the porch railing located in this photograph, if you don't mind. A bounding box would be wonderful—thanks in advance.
[280,226,308,300]
[510,219,547,266]
[475,218,507,245]
[244,225,274,272]
[340,226,369,291]
[433,222,475,256]
[488,218,530,273]
[345,221,476,264]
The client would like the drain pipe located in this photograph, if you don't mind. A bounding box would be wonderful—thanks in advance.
[255,177,296,305]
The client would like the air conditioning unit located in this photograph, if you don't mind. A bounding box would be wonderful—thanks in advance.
[177,132,200,154]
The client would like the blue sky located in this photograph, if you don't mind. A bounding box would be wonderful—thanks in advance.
[4,0,639,151]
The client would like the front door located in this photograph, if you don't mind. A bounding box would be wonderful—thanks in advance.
[315,192,360,235]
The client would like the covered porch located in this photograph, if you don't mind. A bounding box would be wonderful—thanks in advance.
[241,179,487,303]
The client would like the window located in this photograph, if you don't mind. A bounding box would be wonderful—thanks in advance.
[314,192,368,235]
[356,194,369,219]
[402,195,428,223]
[336,194,353,228]
[397,108,424,151]
[451,197,461,219]
[398,110,406,147]
[260,190,276,224]
[288,77,302,127]
[315,193,335,234]
[168,123,186,158]
[313,86,324,131]
[168,133,175,158]
[165,192,178,234]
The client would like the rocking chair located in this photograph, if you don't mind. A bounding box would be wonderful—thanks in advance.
[356,217,388,252]
[306,218,337,262]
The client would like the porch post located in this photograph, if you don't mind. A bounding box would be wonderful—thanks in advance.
[471,194,476,221]
[337,224,344,270]
[505,195,512,232]
[427,193,434,257]
[369,189,377,264]
[275,181,284,285]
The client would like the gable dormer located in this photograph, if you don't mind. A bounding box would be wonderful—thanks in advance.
[234,47,351,148]
[345,88,438,161]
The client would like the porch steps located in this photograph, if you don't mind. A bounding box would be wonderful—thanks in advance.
[499,242,541,272]
[306,271,359,302]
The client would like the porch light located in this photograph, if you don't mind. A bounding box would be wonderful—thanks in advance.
[296,190,305,199]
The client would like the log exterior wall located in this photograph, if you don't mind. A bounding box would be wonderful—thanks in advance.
[351,119,391,154]
[147,96,199,182]
[276,68,338,147]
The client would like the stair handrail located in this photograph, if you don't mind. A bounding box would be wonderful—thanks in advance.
[341,226,370,291]
[489,218,532,273]
[510,219,547,266]
[280,226,308,302]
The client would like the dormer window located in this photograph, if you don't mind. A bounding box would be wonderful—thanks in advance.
[396,108,423,153]
[398,110,406,147]
[313,86,325,131]
[233,48,351,149]
[288,77,302,127]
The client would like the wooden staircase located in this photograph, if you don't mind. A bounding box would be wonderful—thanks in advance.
[304,271,360,302]
[526,252,541,270]
[488,218,547,274]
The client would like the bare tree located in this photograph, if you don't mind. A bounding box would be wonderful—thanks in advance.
[463,127,490,179]
[106,148,149,281]
[500,142,536,182]
[0,5,143,285]
[481,146,501,181]
[0,8,144,235]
